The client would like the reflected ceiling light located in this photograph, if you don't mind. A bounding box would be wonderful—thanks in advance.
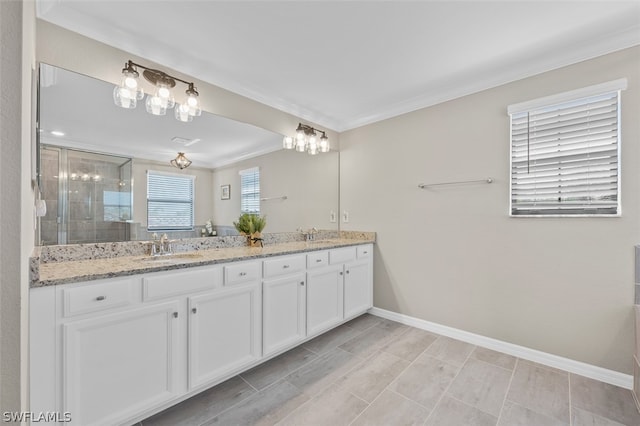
[170,152,192,169]
[50,130,65,137]
[114,60,201,122]
[283,123,330,155]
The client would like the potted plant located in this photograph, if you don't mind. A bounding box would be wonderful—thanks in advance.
[233,213,267,247]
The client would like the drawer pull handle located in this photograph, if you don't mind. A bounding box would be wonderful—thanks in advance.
[239,272,247,276]
[95,296,106,301]
[283,265,290,269]
[173,312,179,318]
[316,259,322,263]
[192,308,197,314]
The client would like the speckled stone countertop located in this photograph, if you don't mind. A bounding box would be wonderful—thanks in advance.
[31,231,375,288]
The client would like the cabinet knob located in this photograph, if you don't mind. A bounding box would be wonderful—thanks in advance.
[346,270,350,274]
[192,307,197,314]
[239,272,247,276]
[316,259,322,263]
[300,281,305,286]
[173,312,179,318]
[95,296,106,301]
[339,271,343,276]
[363,251,368,254]
[283,264,290,269]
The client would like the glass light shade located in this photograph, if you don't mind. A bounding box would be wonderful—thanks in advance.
[170,152,192,169]
[113,71,144,109]
[319,135,330,153]
[175,103,193,122]
[296,129,305,141]
[307,143,319,155]
[283,136,294,149]
[186,93,202,116]
[145,95,167,115]
[295,137,307,152]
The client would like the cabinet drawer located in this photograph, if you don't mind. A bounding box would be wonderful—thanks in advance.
[143,266,222,301]
[329,247,357,265]
[225,261,261,286]
[263,255,306,278]
[307,251,329,269]
[357,244,372,259]
[63,277,137,317]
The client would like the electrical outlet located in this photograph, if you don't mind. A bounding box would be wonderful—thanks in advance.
[343,210,349,223]
[329,210,337,223]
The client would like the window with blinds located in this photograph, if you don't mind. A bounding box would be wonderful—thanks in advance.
[240,167,260,214]
[147,171,195,230]
[509,80,625,216]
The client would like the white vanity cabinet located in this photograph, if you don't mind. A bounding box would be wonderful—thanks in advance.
[262,255,307,356]
[188,261,262,389]
[30,244,373,426]
[62,300,182,426]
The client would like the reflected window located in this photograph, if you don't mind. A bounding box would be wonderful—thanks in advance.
[240,167,260,214]
[147,171,195,230]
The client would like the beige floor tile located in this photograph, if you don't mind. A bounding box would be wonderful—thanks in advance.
[506,360,570,423]
[571,407,626,426]
[142,376,256,426]
[424,336,475,367]
[425,396,497,426]
[241,346,317,391]
[351,390,430,426]
[389,353,459,409]
[334,351,409,402]
[338,324,404,359]
[447,358,512,416]
[374,317,409,333]
[284,347,363,397]
[302,324,362,355]
[276,385,367,426]
[471,346,517,371]
[570,374,640,426]
[381,327,438,362]
[497,401,568,426]
[202,380,309,426]
[343,313,382,331]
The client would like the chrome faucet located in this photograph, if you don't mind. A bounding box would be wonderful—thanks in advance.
[298,227,318,241]
[150,233,173,256]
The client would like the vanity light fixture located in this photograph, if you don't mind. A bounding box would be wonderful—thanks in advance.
[170,152,192,170]
[113,60,202,122]
[283,123,330,155]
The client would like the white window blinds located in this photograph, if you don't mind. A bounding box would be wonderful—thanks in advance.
[147,171,195,230]
[509,81,625,216]
[240,167,260,214]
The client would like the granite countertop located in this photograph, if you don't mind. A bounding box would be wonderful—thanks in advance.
[33,237,374,288]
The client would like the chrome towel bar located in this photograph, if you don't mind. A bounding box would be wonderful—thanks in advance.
[418,178,493,189]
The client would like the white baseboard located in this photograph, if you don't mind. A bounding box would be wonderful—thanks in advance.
[368,307,633,390]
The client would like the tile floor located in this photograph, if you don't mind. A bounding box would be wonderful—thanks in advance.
[141,314,640,426]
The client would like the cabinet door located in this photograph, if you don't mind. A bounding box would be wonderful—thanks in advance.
[262,273,306,356]
[306,265,344,337]
[62,301,181,426]
[188,283,261,389]
[344,259,373,319]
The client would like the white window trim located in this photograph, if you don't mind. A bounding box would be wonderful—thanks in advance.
[508,80,625,218]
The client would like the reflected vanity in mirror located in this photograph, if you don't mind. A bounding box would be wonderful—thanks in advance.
[37,63,339,245]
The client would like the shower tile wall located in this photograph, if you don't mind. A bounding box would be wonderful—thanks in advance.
[40,146,133,245]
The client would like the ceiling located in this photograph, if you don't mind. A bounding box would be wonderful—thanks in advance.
[36,1,640,132]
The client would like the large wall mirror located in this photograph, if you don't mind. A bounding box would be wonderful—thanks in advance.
[37,63,339,245]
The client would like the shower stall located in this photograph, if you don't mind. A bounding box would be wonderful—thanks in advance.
[39,145,133,245]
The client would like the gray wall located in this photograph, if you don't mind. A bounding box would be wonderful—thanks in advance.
[340,46,640,374]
